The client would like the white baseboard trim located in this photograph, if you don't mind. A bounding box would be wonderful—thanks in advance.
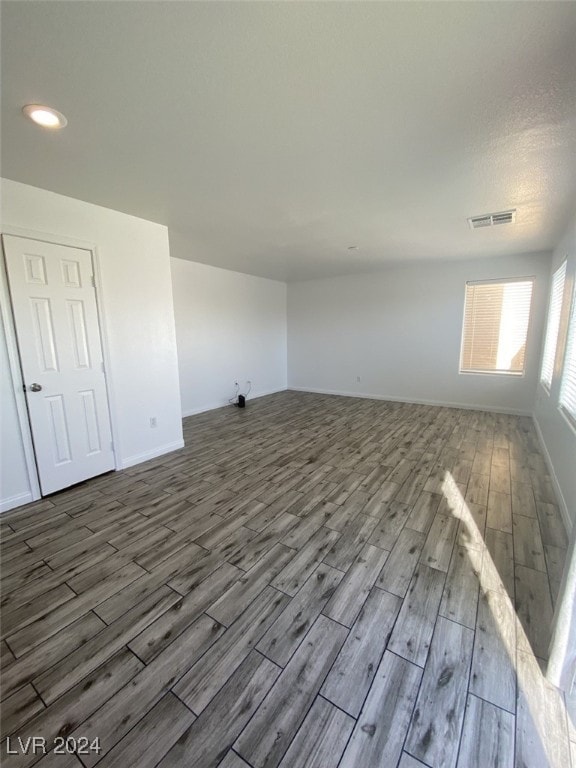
[289,386,532,416]
[182,387,288,418]
[119,439,185,470]
[532,416,572,536]
[0,491,34,514]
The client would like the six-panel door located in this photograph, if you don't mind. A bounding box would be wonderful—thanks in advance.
[3,235,115,495]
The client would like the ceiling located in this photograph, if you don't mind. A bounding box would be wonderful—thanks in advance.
[2,2,576,282]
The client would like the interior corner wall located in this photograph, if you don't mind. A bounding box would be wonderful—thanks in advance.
[171,257,287,416]
[0,178,184,511]
[534,212,576,533]
[288,251,551,415]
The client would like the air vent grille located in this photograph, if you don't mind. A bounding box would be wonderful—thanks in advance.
[468,210,516,230]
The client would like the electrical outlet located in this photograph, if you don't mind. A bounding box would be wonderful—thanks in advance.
[356,376,361,383]
[150,417,157,428]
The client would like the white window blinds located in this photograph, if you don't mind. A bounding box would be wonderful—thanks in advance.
[460,278,534,375]
[559,283,576,427]
[540,261,567,390]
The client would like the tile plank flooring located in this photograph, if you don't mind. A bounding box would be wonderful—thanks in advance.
[1,390,574,767]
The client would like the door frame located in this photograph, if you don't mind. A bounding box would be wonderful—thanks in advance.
[0,225,120,504]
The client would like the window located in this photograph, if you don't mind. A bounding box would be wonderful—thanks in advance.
[559,281,576,427]
[540,261,567,390]
[460,278,534,375]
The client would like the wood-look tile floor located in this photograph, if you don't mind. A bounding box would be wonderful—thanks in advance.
[1,390,574,768]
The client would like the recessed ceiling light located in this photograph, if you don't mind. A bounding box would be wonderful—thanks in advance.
[348,245,359,250]
[22,104,67,129]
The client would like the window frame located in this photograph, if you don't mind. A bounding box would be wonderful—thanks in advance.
[558,277,576,433]
[540,260,567,393]
[458,276,535,378]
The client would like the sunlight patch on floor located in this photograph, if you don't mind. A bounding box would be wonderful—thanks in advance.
[442,471,571,768]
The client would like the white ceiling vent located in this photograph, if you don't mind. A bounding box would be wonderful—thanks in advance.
[468,210,516,230]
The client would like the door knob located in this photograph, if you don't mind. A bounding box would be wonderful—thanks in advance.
[29,383,42,392]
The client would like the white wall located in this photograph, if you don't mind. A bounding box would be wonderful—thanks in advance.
[0,179,183,510]
[171,258,287,416]
[534,212,576,532]
[288,252,551,415]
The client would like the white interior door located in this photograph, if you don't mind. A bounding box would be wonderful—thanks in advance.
[3,234,115,495]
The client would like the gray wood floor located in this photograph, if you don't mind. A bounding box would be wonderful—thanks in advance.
[1,390,574,768]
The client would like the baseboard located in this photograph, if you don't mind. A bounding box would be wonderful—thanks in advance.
[0,491,34,514]
[119,439,185,470]
[532,415,572,536]
[288,386,532,416]
[182,387,288,418]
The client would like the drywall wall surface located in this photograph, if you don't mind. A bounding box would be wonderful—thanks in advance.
[1,179,183,510]
[171,257,287,415]
[534,212,576,531]
[288,252,551,415]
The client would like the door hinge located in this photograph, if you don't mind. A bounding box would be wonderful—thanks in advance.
[101,361,105,373]
[91,275,96,287]
[110,441,114,451]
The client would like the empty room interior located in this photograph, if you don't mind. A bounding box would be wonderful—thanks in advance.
[1,2,576,767]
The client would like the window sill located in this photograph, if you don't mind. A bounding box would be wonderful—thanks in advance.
[459,369,525,378]
[559,406,576,436]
